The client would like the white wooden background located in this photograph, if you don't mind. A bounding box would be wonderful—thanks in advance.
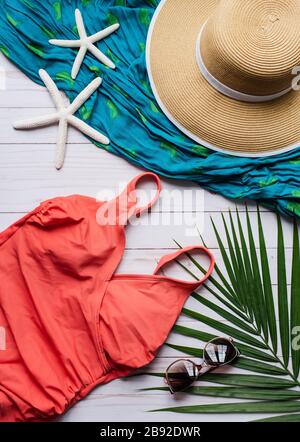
[0,53,295,422]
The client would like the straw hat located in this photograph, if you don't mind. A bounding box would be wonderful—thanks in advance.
[146,0,300,157]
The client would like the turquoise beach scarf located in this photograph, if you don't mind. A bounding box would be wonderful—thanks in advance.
[1,0,300,218]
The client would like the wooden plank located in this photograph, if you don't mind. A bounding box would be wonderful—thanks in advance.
[0,144,275,213]
[0,53,21,70]
[0,89,56,108]
[1,70,44,91]
[61,393,265,422]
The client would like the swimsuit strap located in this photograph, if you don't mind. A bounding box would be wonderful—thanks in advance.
[104,172,161,225]
[153,246,215,288]
[125,172,162,218]
[97,172,161,226]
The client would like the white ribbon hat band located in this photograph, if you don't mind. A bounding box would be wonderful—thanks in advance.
[195,23,292,103]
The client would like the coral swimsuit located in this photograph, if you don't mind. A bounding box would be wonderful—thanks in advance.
[0,173,214,422]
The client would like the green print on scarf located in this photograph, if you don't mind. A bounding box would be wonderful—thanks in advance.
[289,157,300,165]
[112,83,129,99]
[79,105,93,121]
[287,202,300,217]
[127,148,138,159]
[53,1,62,21]
[141,80,151,93]
[88,65,103,77]
[138,8,151,26]
[81,0,92,6]
[0,45,9,58]
[114,0,126,6]
[292,190,300,198]
[106,48,120,66]
[26,43,45,58]
[139,42,146,52]
[259,176,278,188]
[136,109,147,125]
[6,13,20,28]
[106,12,118,26]
[20,0,34,8]
[40,25,56,39]
[145,0,158,7]
[107,99,119,119]
[150,101,159,113]
[160,141,177,158]
[95,141,111,151]
[55,71,75,88]
[72,25,79,36]
[191,145,210,158]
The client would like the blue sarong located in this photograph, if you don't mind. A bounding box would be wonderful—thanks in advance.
[1,0,300,217]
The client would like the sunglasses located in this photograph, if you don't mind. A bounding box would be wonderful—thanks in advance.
[165,337,240,394]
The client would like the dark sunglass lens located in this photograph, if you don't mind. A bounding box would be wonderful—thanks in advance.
[204,338,237,367]
[166,360,198,393]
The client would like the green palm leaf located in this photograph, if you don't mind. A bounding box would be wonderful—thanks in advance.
[277,214,290,367]
[150,208,300,421]
[200,373,297,388]
[143,386,300,401]
[245,207,268,340]
[257,207,277,351]
[236,210,260,329]
[166,343,202,357]
[173,324,215,342]
[187,296,257,335]
[291,218,300,378]
[227,211,251,316]
[203,246,239,300]
[210,218,240,303]
[233,358,286,376]
[255,413,300,422]
[182,308,266,349]
[193,289,250,324]
[151,401,300,414]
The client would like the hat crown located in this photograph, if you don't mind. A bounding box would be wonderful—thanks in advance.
[199,0,300,96]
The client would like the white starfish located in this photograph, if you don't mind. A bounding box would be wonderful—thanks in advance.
[13,69,109,170]
[49,8,120,79]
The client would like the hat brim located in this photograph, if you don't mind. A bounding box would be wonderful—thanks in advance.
[146,0,300,157]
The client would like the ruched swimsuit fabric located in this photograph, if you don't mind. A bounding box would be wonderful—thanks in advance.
[1,0,300,218]
[0,172,214,421]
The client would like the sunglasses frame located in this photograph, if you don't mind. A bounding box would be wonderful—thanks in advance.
[165,337,240,394]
